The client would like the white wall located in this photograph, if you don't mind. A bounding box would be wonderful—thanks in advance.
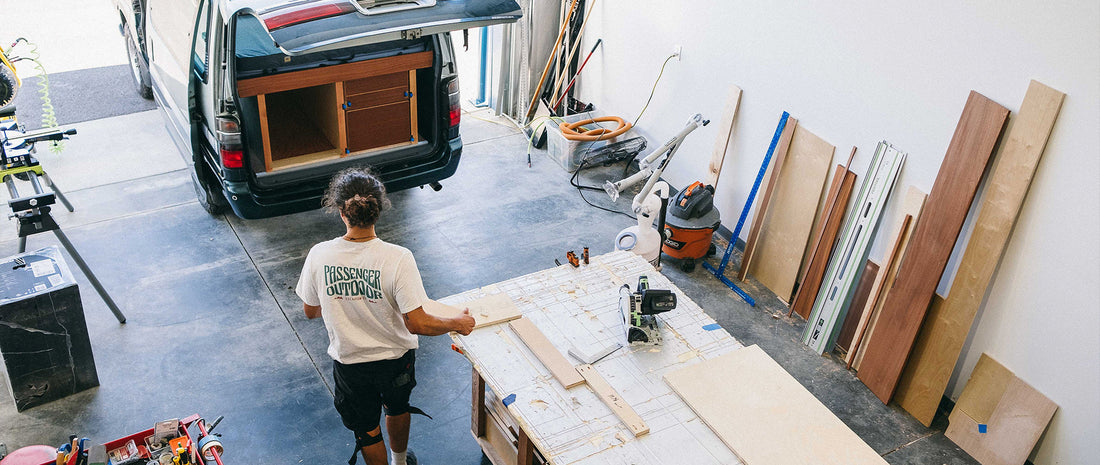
[573,1,1099,463]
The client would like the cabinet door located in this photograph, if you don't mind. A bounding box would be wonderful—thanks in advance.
[346,101,413,152]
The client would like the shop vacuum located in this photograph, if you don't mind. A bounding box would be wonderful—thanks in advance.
[662,181,720,272]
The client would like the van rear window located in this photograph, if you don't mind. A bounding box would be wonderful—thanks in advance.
[234,14,430,80]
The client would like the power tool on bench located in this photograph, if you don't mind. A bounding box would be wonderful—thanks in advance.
[618,275,677,345]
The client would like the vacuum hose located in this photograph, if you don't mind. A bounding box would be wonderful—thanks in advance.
[559,116,632,141]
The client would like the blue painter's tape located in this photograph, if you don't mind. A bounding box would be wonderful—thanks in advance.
[502,393,516,407]
[978,424,987,434]
[702,323,722,331]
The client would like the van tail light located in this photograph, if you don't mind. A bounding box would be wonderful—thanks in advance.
[262,2,356,31]
[445,76,460,139]
[216,115,244,169]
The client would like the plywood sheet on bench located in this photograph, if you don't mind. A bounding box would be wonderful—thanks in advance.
[857,91,1008,403]
[896,80,1066,426]
[423,293,522,329]
[665,345,886,465]
[748,125,833,302]
[945,354,1057,465]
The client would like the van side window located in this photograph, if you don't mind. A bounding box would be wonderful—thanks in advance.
[193,0,211,82]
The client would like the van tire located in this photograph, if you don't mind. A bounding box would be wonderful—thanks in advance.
[124,27,153,100]
[191,167,227,215]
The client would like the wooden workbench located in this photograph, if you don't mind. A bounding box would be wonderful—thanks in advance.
[445,251,743,465]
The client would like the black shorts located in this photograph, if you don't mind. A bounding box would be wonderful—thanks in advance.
[332,349,417,435]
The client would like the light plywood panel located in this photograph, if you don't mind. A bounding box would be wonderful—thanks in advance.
[423,293,522,329]
[738,117,798,281]
[858,92,1009,403]
[749,125,834,302]
[509,317,585,389]
[945,354,1058,465]
[896,81,1066,426]
[706,86,744,187]
[848,186,927,369]
[664,345,887,465]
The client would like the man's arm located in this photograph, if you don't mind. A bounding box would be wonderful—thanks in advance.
[303,303,322,319]
[403,307,476,336]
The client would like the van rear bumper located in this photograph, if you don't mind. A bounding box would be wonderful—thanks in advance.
[222,138,461,219]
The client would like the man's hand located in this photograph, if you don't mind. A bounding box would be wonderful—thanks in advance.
[453,308,476,336]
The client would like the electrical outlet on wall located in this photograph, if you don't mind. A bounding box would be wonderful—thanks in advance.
[673,46,682,61]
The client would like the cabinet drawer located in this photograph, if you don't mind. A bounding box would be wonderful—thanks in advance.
[344,71,409,96]
[346,87,409,110]
[346,101,413,152]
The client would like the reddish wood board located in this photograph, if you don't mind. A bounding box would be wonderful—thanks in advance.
[836,260,880,352]
[789,164,857,319]
[857,91,1008,403]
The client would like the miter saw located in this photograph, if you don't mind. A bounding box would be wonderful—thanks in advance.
[618,275,677,345]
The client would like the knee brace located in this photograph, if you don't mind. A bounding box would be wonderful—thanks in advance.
[348,430,384,465]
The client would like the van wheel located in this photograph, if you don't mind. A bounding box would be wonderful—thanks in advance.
[124,27,153,100]
[191,168,227,215]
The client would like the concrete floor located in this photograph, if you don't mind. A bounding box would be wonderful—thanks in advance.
[1,7,979,463]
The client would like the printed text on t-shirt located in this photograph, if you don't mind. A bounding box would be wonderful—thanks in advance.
[324,265,383,299]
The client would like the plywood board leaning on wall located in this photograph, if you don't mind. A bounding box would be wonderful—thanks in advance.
[789,150,858,319]
[747,125,834,302]
[895,80,1066,426]
[706,86,744,188]
[664,345,887,465]
[945,354,1058,465]
[738,116,798,281]
[857,91,1009,403]
[847,186,927,369]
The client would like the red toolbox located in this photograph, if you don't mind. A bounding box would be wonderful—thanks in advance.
[103,414,223,465]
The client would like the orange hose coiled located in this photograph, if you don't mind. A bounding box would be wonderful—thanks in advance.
[559,116,632,141]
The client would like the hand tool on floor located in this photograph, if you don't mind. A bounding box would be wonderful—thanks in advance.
[618,275,676,345]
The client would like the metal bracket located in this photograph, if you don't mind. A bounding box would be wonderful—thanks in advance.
[402,28,423,40]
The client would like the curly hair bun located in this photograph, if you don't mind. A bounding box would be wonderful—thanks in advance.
[323,168,391,227]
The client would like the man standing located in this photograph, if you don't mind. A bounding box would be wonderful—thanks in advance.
[298,169,475,465]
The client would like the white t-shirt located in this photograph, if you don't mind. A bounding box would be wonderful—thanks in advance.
[296,237,428,364]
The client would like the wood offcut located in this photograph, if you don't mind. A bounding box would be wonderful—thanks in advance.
[895,80,1065,426]
[945,354,1058,465]
[857,91,1009,403]
[576,364,649,436]
[423,293,522,329]
[705,86,744,188]
[509,317,585,389]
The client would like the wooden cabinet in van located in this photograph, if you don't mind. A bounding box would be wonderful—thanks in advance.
[236,51,432,172]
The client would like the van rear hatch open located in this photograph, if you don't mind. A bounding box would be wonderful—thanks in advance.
[227,0,520,187]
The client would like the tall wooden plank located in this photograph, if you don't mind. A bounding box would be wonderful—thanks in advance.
[790,166,857,318]
[749,125,835,302]
[664,345,887,465]
[738,117,798,281]
[836,260,880,352]
[706,86,744,187]
[509,317,585,389]
[857,91,1009,403]
[895,81,1065,425]
[847,187,927,368]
